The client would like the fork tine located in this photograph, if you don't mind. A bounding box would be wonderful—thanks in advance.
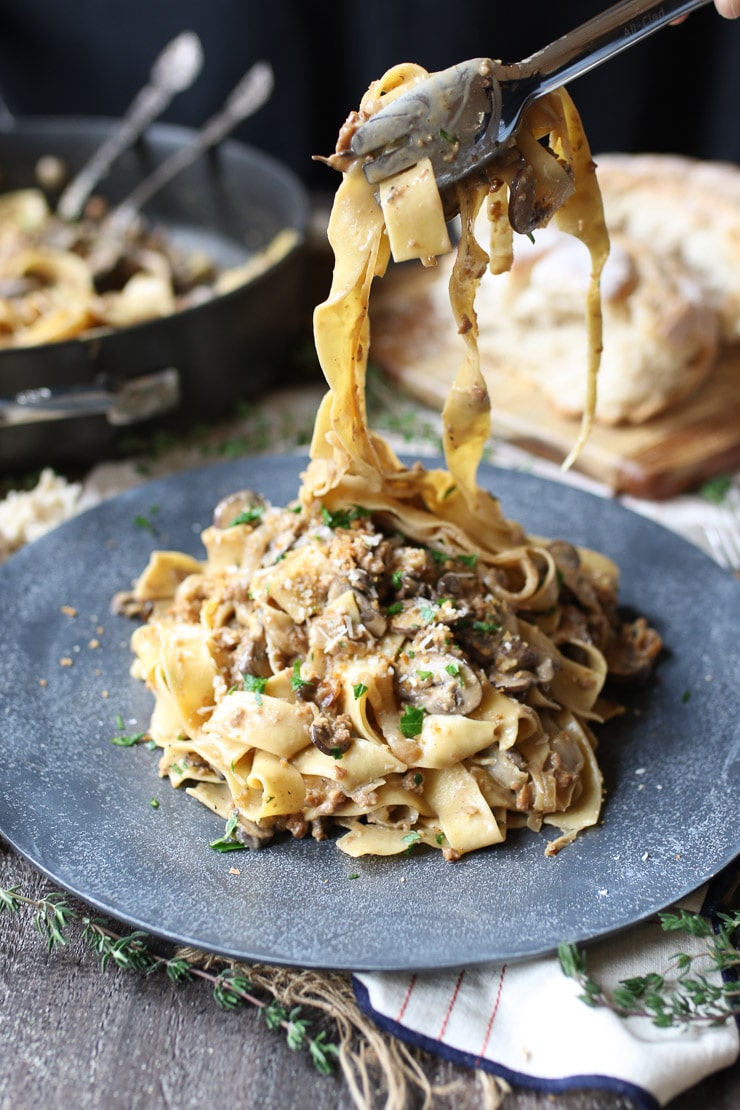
[351,59,501,190]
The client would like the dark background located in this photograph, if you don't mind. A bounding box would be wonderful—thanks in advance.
[0,0,737,190]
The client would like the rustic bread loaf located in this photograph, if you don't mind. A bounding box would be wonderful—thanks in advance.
[465,223,719,425]
[596,153,740,343]
[423,153,740,425]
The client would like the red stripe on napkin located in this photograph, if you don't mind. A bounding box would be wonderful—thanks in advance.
[438,970,466,1039]
[396,974,417,1023]
[478,964,507,1061]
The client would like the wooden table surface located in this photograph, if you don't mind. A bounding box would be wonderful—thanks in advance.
[2,840,738,1109]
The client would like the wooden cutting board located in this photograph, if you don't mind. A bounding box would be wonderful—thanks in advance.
[370,264,740,500]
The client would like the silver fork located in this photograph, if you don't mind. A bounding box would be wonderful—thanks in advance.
[703,487,740,576]
[351,0,712,190]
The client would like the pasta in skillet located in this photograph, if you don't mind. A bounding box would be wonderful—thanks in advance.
[0,188,296,347]
[119,64,661,860]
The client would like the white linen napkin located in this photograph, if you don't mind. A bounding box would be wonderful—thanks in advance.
[354,874,740,1107]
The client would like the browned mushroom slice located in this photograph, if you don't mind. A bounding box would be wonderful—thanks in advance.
[394,651,482,715]
[328,567,387,638]
[309,712,354,756]
[212,489,266,529]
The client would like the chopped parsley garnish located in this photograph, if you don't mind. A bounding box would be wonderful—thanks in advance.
[391,569,404,589]
[402,830,422,854]
[458,553,477,569]
[445,662,461,678]
[150,798,159,809]
[330,748,345,760]
[681,689,692,704]
[134,505,160,535]
[353,682,368,700]
[413,772,423,786]
[417,670,433,681]
[290,660,310,691]
[473,619,502,634]
[243,673,268,705]
[439,128,457,144]
[110,732,145,747]
[320,504,371,529]
[348,872,360,880]
[209,810,246,852]
[386,601,404,616]
[228,506,265,527]
[110,713,146,747]
[400,705,425,738]
[429,548,449,565]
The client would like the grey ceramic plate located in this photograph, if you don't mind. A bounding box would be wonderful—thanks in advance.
[1,455,739,971]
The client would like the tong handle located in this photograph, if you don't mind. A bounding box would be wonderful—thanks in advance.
[57,32,204,222]
[506,0,712,94]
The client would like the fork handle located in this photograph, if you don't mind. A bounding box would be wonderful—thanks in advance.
[501,0,712,94]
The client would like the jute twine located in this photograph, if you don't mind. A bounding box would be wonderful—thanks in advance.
[177,946,510,1109]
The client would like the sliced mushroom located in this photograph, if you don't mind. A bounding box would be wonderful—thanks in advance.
[605,616,663,685]
[328,567,387,638]
[235,818,276,850]
[508,158,538,235]
[435,570,477,599]
[394,651,482,715]
[547,540,581,575]
[234,632,271,680]
[454,613,508,665]
[309,712,354,756]
[212,489,266,529]
[389,545,436,599]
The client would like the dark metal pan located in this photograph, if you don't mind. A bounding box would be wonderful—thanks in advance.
[0,117,310,473]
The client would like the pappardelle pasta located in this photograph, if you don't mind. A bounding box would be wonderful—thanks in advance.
[119,64,661,860]
[0,187,296,348]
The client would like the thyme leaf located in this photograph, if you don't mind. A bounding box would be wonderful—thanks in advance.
[559,907,740,1027]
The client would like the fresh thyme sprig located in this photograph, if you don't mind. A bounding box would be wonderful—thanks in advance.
[559,908,740,1028]
[0,884,340,1074]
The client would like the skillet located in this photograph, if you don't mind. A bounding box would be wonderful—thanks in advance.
[0,117,310,472]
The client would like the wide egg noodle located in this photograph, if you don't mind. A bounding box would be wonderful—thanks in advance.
[120,62,661,861]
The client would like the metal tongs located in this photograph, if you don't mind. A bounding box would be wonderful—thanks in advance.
[351,0,712,190]
[57,32,204,222]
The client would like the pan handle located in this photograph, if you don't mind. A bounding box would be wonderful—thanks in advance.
[0,366,180,427]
